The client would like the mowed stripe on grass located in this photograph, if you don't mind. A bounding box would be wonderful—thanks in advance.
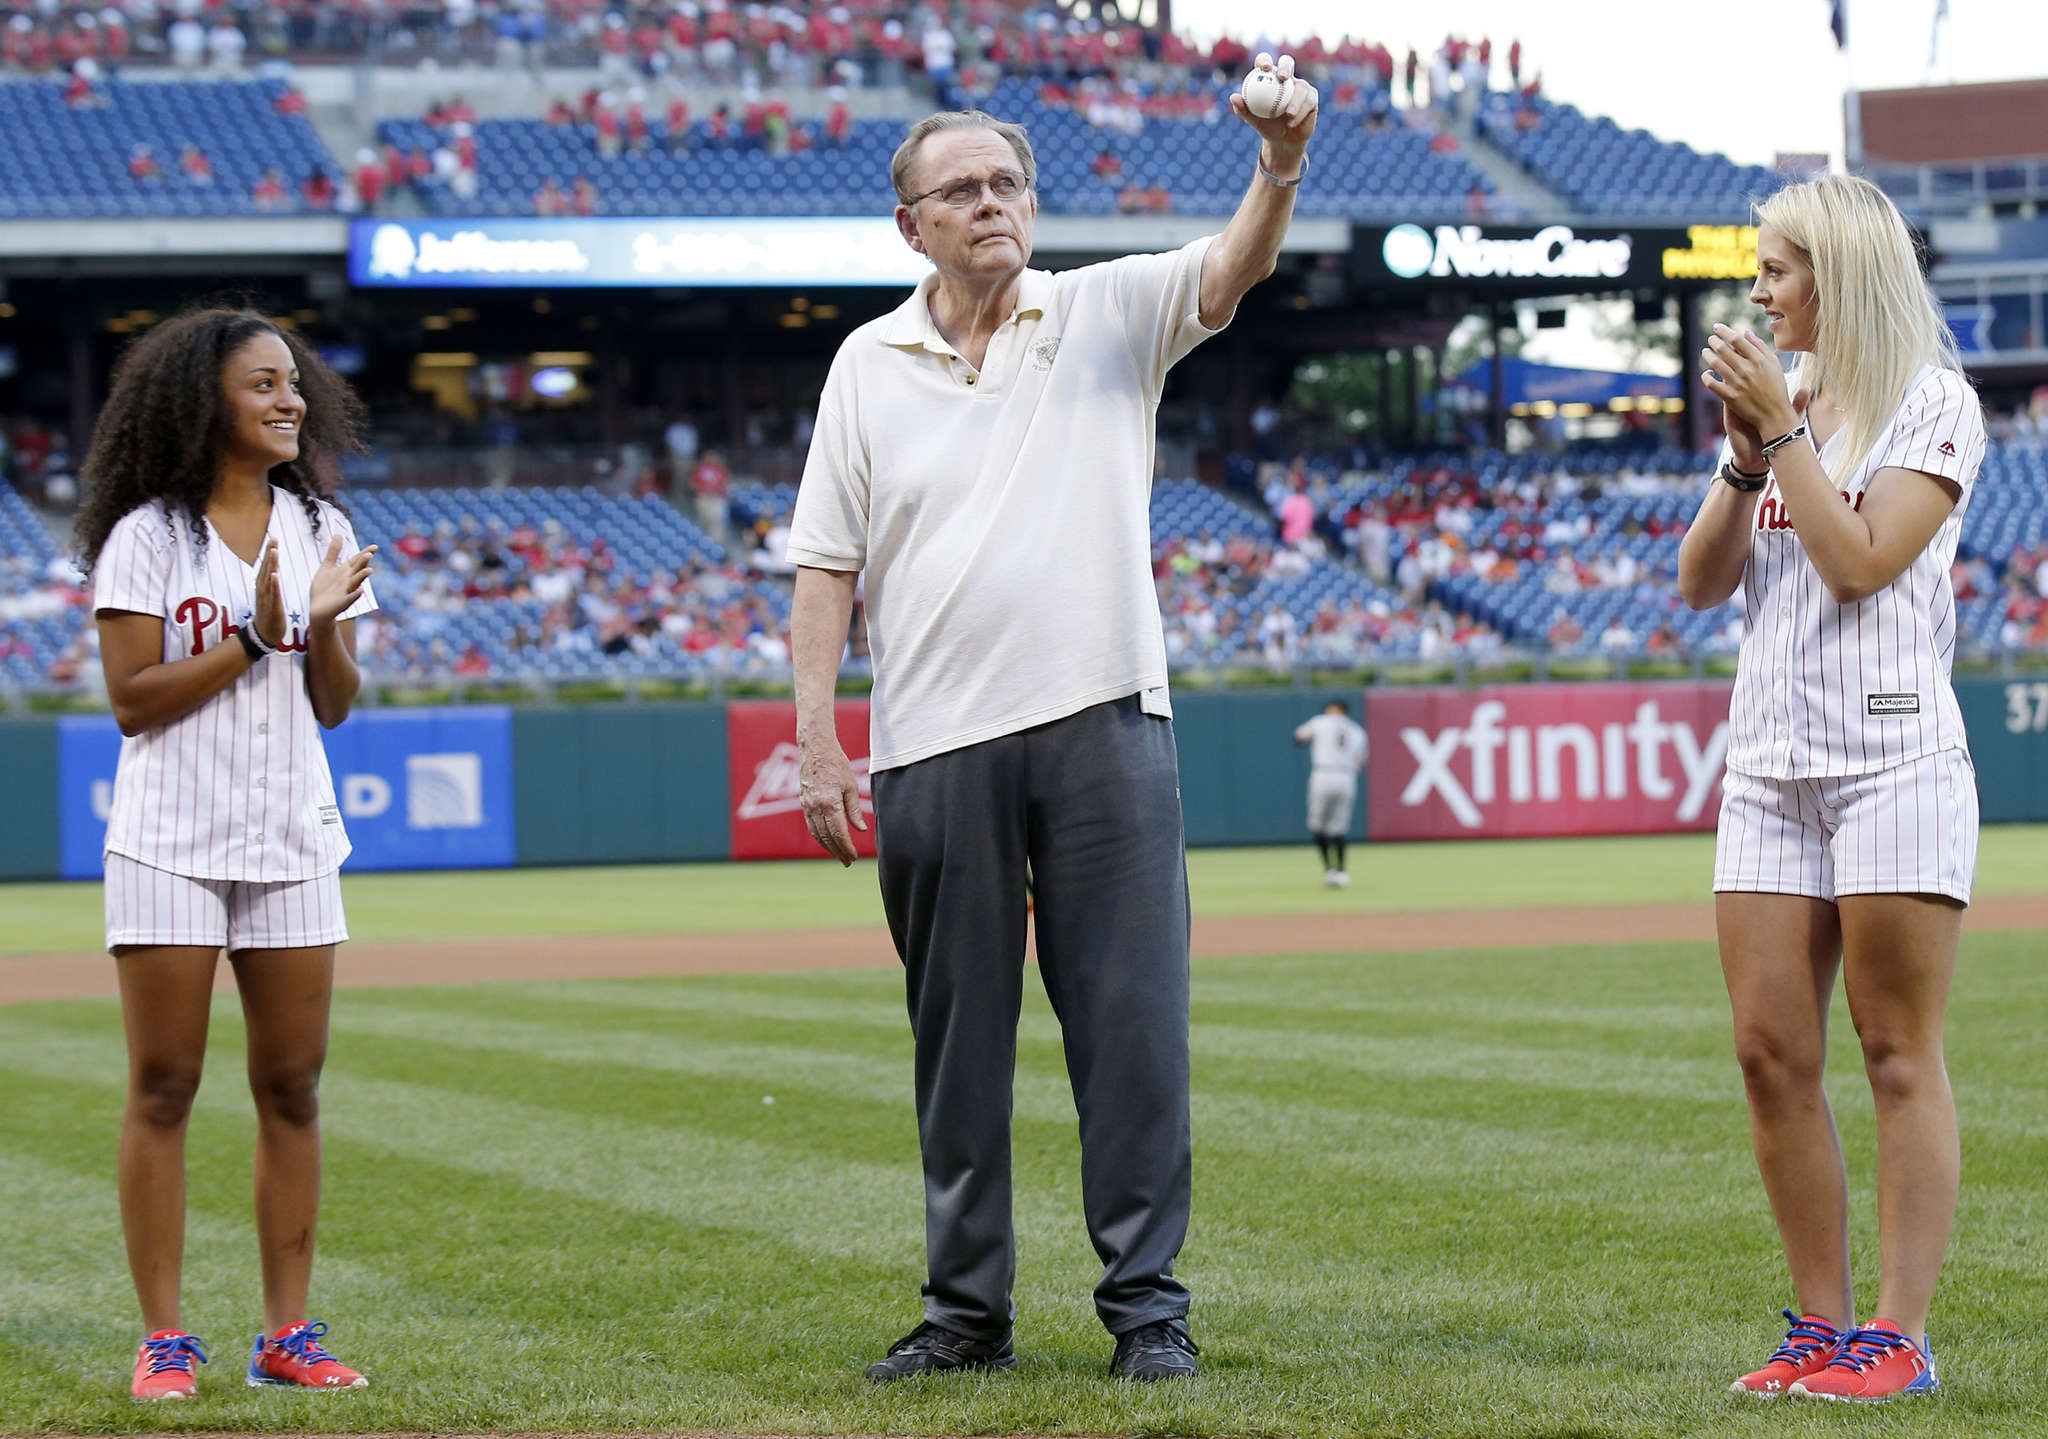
[7,826,2048,958]
[3,940,2046,1437]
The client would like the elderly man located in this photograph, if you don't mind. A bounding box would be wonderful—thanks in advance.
[789,55,1318,1382]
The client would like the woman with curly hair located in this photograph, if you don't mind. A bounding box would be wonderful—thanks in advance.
[75,308,378,1400]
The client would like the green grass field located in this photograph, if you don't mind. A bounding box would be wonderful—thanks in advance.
[3,834,2046,1437]
[7,826,2048,956]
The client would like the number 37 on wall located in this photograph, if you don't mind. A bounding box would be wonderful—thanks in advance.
[2005,682,2048,733]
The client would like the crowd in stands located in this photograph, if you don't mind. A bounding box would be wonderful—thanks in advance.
[8,429,2048,693]
[0,3,1436,99]
[357,510,797,681]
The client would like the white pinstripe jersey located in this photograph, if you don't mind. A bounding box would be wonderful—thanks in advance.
[1724,365,1986,780]
[93,489,378,881]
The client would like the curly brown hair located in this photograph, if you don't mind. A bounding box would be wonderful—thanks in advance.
[71,307,367,576]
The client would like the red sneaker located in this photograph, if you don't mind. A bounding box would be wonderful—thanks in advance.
[1729,1310,1842,1396]
[131,1330,208,1401]
[1790,1320,1939,1401]
[244,1319,368,1390]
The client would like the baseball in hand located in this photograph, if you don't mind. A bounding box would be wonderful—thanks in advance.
[1240,64,1291,120]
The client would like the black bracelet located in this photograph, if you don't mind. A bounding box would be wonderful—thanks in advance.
[237,627,272,663]
[1717,461,1768,493]
[1726,459,1768,481]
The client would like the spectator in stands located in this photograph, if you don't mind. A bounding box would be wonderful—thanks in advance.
[127,143,161,182]
[251,167,289,211]
[274,85,309,117]
[1546,609,1583,647]
[351,148,382,209]
[301,168,336,211]
[206,14,245,70]
[179,144,213,184]
[454,644,491,678]
[547,97,575,127]
[570,174,599,217]
[1509,38,1523,87]
[825,88,852,146]
[63,59,102,107]
[1596,616,1637,652]
[690,449,731,542]
[533,176,567,217]
[593,93,622,157]
[167,12,204,69]
[665,94,691,150]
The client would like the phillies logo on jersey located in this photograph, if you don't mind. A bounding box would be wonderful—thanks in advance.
[173,595,308,657]
[1755,483,1864,532]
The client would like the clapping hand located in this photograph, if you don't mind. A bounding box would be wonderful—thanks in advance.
[309,534,378,627]
[1701,324,1800,442]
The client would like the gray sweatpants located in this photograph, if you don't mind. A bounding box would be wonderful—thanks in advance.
[870,695,1192,1340]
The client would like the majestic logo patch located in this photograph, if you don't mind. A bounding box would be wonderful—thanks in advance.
[1030,336,1060,371]
[1938,441,1956,457]
[1867,692,1922,716]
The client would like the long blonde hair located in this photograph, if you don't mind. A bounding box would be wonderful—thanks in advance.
[1755,174,1966,487]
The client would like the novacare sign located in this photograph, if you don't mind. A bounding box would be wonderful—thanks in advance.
[1380,223,1634,281]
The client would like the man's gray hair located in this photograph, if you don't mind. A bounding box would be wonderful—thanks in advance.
[890,110,1038,205]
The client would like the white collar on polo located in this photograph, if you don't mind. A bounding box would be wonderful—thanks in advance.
[881,267,1056,356]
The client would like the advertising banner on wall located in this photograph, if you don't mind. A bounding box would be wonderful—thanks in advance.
[1366,682,1733,840]
[349,217,929,288]
[56,708,516,879]
[727,698,876,861]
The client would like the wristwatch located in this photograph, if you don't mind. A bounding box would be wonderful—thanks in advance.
[1717,460,1768,493]
[1759,422,1809,461]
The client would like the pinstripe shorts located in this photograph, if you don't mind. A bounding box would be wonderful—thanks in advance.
[104,853,350,953]
[1713,749,1978,905]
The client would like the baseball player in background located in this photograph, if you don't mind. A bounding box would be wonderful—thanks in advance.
[1294,699,1366,886]
[1677,175,1986,1403]
[74,309,378,1401]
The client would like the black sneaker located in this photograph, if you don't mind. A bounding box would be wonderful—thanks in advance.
[864,1321,1017,1382]
[1109,1318,1199,1381]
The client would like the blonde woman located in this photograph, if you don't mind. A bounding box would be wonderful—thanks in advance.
[1677,174,1985,1402]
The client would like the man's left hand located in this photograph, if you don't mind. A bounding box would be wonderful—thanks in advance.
[1229,52,1319,164]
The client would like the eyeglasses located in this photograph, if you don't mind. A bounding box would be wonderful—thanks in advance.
[905,169,1032,208]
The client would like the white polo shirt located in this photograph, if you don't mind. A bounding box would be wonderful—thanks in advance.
[788,236,1227,772]
[95,491,378,881]
[1723,364,1985,779]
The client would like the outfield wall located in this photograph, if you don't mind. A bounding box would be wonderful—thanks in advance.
[3,677,2043,879]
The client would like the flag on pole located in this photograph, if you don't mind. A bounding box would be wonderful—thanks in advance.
[1928,0,1949,70]
[1831,0,1848,48]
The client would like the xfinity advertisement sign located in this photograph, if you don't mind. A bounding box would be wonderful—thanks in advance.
[349,217,931,288]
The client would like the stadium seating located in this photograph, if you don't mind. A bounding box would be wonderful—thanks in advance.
[6,444,2044,691]
[381,77,1495,220]
[0,78,337,218]
[0,481,78,688]
[1474,94,1785,218]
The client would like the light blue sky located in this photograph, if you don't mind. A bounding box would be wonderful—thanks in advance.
[1171,0,2043,169]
